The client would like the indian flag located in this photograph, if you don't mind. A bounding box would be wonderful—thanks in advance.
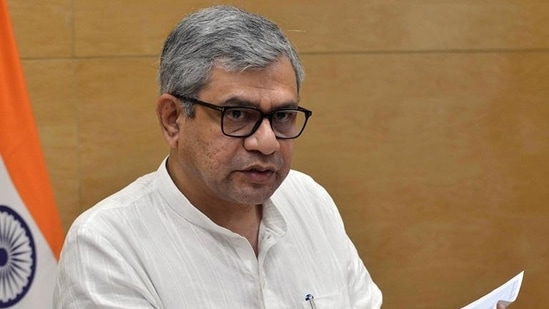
[0,0,64,308]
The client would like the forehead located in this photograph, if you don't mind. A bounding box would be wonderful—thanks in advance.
[198,57,299,109]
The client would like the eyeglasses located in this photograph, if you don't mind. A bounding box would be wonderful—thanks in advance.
[175,96,312,139]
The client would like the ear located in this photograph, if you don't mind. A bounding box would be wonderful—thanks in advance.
[157,94,182,147]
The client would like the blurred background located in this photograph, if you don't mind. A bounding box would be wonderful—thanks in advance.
[8,0,548,307]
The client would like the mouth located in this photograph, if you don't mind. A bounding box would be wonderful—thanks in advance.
[238,165,277,184]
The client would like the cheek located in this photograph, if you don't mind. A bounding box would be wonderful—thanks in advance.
[280,142,294,165]
[198,139,237,170]
[180,120,232,163]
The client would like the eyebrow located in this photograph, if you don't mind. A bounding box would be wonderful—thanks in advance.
[220,97,300,110]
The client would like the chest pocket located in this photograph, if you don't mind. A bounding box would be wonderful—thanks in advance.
[300,286,351,309]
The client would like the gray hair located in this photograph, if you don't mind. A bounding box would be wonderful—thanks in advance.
[158,5,304,114]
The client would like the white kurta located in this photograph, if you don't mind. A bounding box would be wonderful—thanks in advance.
[54,159,382,308]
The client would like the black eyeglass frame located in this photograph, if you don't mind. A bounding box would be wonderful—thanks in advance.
[174,95,313,139]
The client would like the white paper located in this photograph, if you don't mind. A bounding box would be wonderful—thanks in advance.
[461,271,524,309]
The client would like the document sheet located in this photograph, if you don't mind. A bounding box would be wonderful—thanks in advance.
[461,271,524,309]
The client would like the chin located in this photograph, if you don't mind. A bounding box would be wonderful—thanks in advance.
[232,187,279,205]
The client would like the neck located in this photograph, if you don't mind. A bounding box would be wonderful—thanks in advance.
[165,156,263,255]
[208,203,263,256]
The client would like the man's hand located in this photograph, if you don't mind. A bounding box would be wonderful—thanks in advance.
[497,301,508,309]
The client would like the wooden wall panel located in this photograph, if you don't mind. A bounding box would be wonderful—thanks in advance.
[21,59,79,233]
[71,1,549,57]
[7,0,72,58]
[73,1,183,57]
[294,52,549,307]
[75,58,167,208]
[8,0,549,307]
[279,2,549,52]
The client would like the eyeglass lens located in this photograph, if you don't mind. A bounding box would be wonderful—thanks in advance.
[221,107,307,138]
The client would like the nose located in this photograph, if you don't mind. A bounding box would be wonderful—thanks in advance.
[243,118,280,154]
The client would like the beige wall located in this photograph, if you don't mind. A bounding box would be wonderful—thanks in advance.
[8,0,549,307]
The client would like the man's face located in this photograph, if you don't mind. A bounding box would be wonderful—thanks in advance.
[169,56,299,208]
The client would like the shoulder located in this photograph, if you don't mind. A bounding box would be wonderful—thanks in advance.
[279,169,325,191]
[276,169,332,202]
[69,171,159,235]
[273,170,341,220]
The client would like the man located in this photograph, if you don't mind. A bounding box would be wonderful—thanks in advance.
[53,5,383,308]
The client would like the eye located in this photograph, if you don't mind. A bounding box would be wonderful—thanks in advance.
[224,108,256,122]
[227,109,243,120]
[272,110,295,123]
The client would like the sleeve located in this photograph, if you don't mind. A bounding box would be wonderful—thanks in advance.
[311,175,383,308]
[345,237,383,309]
[53,225,159,309]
